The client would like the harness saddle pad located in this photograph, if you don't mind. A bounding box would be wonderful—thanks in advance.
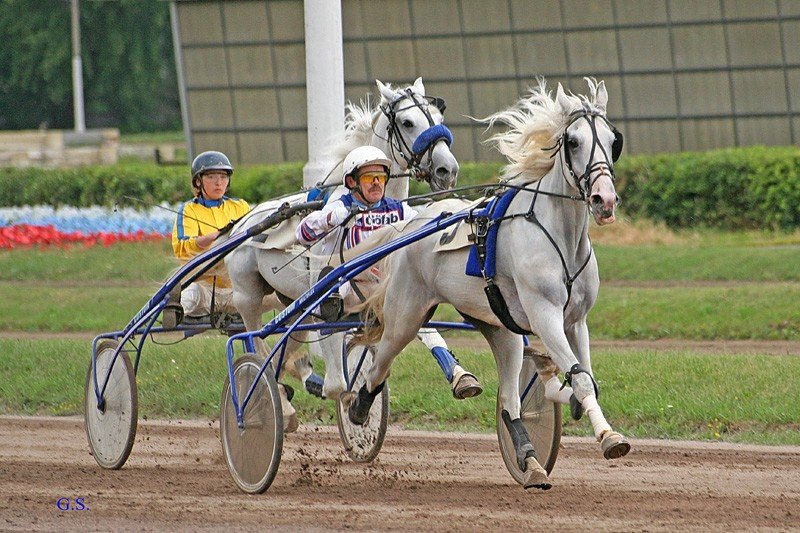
[431,198,488,253]
[465,188,519,278]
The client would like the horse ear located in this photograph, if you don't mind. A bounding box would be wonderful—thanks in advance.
[377,79,396,104]
[596,80,608,112]
[412,77,425,94]
[556,83,572,113]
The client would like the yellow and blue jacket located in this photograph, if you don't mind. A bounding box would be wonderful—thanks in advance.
[172,196,250,286]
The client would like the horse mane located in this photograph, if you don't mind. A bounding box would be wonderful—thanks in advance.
[484,77,608,185]
[319,97,380,185]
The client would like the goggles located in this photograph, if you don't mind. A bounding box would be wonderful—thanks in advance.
[201,172,230,182]
[357,171,388,186]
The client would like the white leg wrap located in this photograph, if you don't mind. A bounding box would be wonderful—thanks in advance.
[181,283,206,316]
[543,375,573,404]
[416,327,447,350]
[581,394,612,441]
[451,365,470,389]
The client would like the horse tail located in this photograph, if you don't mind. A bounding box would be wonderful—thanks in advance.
[352,252,393,345]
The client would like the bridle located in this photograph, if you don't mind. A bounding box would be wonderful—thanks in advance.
[550,108,623,204]
[379,88,454,184]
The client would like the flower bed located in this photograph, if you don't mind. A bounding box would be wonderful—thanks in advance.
[0,205,174,249]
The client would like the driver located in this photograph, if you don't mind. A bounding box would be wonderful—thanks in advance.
[169,151,250,325]
[297,145,415,309]
[296,145,483,398]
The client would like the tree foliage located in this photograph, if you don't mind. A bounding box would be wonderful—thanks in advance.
[0,0,180,133]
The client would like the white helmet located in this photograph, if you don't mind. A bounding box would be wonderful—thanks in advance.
[342,146,392,186]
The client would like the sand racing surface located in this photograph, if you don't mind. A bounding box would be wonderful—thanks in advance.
[1,416,798,531]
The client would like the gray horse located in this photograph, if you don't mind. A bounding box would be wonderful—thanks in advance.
[347,78,630,489]
[222,78,461,429]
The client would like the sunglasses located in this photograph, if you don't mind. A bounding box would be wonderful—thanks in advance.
[357,171,388,185]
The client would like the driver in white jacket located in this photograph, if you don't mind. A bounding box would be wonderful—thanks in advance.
[296,146,483,400]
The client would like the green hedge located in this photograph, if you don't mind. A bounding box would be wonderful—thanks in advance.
[614,146,800,229]
[0,161,504,208]
[3,146,800,229]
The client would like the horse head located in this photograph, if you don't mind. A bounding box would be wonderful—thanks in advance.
[377,77,459,192]
[555,80,621,226]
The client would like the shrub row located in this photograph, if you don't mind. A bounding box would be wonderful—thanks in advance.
[2,146,799,229]
[614,146,800,229]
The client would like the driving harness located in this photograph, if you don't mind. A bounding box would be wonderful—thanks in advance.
[465,108,623,335]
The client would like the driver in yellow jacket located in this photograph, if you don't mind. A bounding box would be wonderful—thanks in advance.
[170,151,250,320]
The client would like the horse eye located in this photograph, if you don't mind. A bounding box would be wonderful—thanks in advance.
[567,137,579,149]
[401,120,413,129]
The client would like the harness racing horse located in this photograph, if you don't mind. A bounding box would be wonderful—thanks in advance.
[347,78,630,489]
[223,78,460,412]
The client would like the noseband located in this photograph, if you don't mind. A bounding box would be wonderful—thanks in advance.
[380,88,454,183]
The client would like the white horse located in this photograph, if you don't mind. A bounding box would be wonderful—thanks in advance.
[223,78,460,405]
[346,78,630,489]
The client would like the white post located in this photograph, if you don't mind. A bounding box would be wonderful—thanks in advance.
[71,0,86,133]
[170,1,193,159]
[303,0,344,188]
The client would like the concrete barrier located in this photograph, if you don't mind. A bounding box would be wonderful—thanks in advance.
[0,128,119,167]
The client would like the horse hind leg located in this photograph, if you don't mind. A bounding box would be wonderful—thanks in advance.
[473,322,552,489]
[347,280,428,425]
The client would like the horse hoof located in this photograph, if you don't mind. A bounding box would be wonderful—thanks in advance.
[601,432,631,460]
[452,373,483,400]
[569,393,583,420]
[522,457,552,490]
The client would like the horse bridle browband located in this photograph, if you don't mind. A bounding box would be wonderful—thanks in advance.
[380,88,453,183]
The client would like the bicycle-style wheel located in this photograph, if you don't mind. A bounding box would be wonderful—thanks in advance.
[220,354,283,494]
[336,344,389,463]
[496,352,561,484]
[84,340,138,470]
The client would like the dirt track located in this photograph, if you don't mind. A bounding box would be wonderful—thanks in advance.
[1,416,798,531]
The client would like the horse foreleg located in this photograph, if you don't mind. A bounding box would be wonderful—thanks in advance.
[531,309,630,459]
[417,328,483,399]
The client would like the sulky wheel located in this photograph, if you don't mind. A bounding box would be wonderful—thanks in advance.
[220,354,283,494]
[496,351,561,484]
[336,344,389,463]
[84,340,138,470]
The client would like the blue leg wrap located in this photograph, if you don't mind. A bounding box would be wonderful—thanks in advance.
[430,346,457,382]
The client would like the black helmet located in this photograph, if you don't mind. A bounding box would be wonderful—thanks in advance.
[190,151,233,180]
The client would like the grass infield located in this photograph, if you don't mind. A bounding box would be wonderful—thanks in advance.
[1,227,798,444]
[1,337,797,445]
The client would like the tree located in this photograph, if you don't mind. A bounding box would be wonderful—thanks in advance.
[0,0,181,132]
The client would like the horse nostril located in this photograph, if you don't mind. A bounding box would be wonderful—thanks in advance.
[435,166,457,180]
[590,194,603,206]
